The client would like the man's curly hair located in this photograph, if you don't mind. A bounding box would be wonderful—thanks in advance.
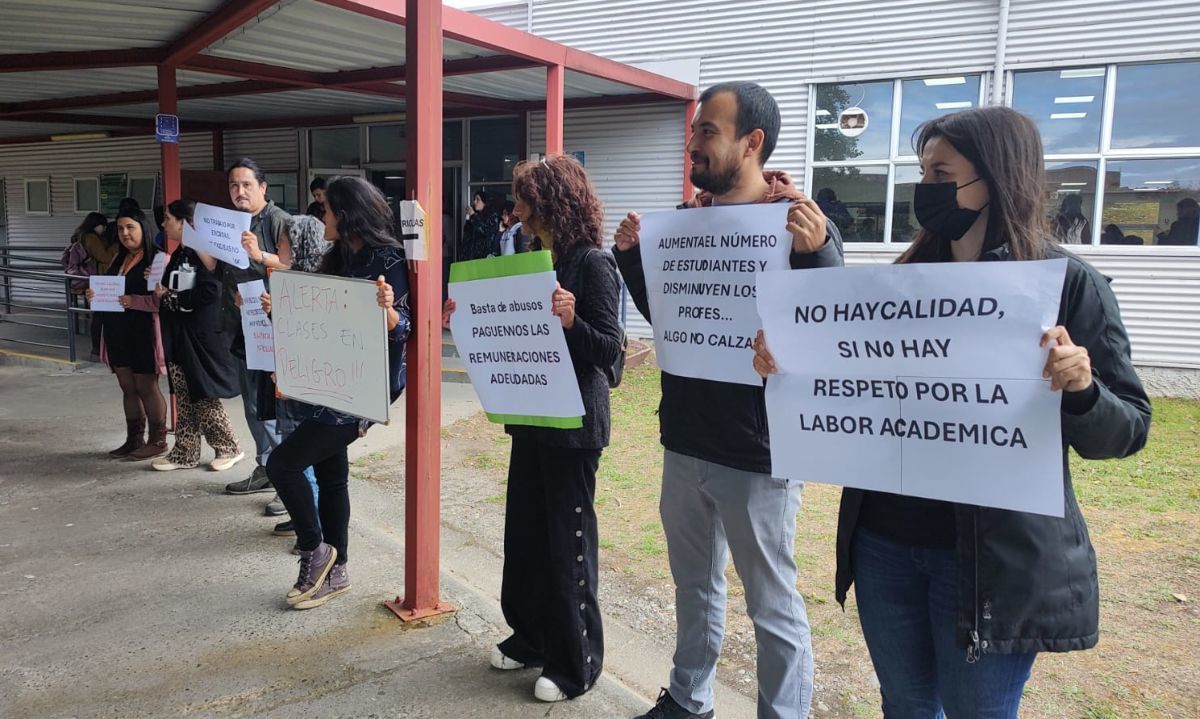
[511,154,604,256]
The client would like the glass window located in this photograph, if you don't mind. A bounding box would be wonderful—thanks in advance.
[369,125,405,163]
[265,173,298,214]
[24,179,49,214]
[469,117,522,183]
[898,76,981,155]
[1011,68,1106,154]
[74,177,99,213]
[814,81,893,161]
[310,127,361,168]
[444,120,464,162]
[1102,158,1200,246]
[127,177,157,212]
[1111,61,1200,150]
[812,166,888,243]
[890,165,923,244]
[1045,161,1098,245]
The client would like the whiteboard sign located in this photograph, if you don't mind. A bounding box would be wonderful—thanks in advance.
[270,270,391,424]
[758,259,1068,516]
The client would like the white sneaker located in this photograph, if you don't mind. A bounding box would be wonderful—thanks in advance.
[152,457,197,471]
[490,646,525,670]
[534,676,568,703]
[209,451,245,472]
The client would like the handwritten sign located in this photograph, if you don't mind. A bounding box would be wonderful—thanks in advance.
[270,270,391,424]
[638,204,791,385]
[757,259,1069,516]
[183,202,251,269]
[147,252,169,289]
[449,251,584,427]
[89,276,125,312]
[238,279,274,372]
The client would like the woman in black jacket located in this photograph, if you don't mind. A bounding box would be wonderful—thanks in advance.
[150,199,244,472]
[445,155,623,703]
[754,107,1151,718]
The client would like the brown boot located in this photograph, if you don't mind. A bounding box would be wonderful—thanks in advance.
[128,420,168,460]
[109,418,146,458]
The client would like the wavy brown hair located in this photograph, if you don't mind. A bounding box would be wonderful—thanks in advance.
[899,106,1051,264]
[512,154,604,257]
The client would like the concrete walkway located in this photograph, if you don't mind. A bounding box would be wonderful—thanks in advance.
[0,361,758,719]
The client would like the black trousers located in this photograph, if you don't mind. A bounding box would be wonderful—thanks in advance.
[266,419,359,564]
[498,438,604,698]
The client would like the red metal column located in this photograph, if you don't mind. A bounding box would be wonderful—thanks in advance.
[545,63,564,155]
[682,99,696,202]
[387,0,452,622]
[158,64,181,207]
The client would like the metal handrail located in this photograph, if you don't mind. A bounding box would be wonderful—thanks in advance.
[0,249,87,360]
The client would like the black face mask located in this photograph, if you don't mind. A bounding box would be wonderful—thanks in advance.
[913,178,987,242]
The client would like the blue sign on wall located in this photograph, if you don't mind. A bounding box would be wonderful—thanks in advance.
[155,114,179,144]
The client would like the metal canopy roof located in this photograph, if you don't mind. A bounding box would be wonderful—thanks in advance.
[0,0,697,142]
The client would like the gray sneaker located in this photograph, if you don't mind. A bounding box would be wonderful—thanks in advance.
[293,564,351,610]
[224,466,273,495]
[264,493,287,516]
[286,543,337,606]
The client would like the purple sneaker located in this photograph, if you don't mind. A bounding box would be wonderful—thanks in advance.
[286,543,337,606]
[293,564,351,610]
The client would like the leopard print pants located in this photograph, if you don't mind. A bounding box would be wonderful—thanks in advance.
[165,362,240,466]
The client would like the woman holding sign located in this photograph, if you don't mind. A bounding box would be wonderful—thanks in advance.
[264,177,410,610]
[87,207,168,459]
[754,106,1151,718]
[446,155,623,703]
[149,199,244,472]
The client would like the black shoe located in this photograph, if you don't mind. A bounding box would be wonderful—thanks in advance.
[273,520,295,536]
[264,493,287,516]
[634,689,714,719]
[224,466,273,495]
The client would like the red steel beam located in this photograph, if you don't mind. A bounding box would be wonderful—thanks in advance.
[1,111,216,131]
[159,65,182,208]
[181,55,327,87]
[389,0,452,623]
[0,48,164,73]
[0,80,298,118]
[545,64,564,155]
[163,0,282,66]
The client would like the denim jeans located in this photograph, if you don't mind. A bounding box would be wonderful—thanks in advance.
[851,527,1037,719]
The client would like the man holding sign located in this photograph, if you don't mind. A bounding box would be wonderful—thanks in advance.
[614,82,843,719]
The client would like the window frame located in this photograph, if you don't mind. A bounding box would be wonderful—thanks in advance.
[73,176,100,214]
[23,178,51,215]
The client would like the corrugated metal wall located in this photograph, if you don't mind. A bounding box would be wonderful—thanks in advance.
[531,103,686,338]
[472,1,530,30]
[0,133,212,249]
[1007,0,1199,67]
[221,128,300,172]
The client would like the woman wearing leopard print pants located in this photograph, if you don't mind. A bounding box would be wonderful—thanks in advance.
[151,199,245,472]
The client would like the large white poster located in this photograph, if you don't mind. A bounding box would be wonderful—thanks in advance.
[449,251,584,426]
[182,202,251,269]
[271,270,391,424]
[757,259,1069,516]
[237,279,274,372]
[638,204,791,385]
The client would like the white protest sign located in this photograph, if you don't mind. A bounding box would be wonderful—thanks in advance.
[758,259,1069,516]
[638,204,791,385]
[89,276,125,312]
[183,202,251,269]
[271,270,391,424]
[399,200,428,261]
[448,251,584,426]
[237,279,274,372]
[147,252,169,289]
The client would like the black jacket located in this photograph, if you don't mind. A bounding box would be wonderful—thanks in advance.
[614,205,845,473]
[160,248,240,400]
[835,244,1152,658]
[506,245,624,450]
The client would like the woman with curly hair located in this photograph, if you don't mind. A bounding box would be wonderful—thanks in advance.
[447,155,623,702]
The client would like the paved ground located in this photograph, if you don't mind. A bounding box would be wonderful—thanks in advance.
[0,361,746,719]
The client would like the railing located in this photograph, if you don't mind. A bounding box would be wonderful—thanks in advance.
[0,244,89,362]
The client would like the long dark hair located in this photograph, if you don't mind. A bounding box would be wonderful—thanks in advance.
[166,198,196,224]
[318,176,398,275]
[512,155,604,257]
[109,207,156,271]
[72,212,107,244]
[898,107,1051,264]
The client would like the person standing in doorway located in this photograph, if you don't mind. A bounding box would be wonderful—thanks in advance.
[220,158,294,497]
[613,82,843,719]
[498,200,527,255]
[306,176,328,219]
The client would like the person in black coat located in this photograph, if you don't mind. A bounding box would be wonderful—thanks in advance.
[755,107,1151,719]
[444,155,623,704]
[150,199,244,472]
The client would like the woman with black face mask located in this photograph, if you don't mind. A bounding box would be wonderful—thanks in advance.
[754,106,1151,718]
